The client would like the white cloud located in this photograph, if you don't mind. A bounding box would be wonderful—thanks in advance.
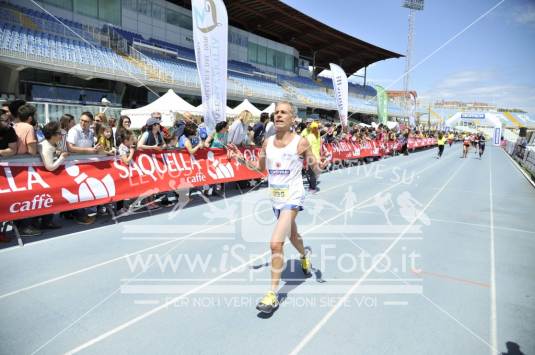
[423,70,535,114]
[438,70,493,88]
[513,3,535,26]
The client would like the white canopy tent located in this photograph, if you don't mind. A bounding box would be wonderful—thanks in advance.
[121,89,199,128]
[195,104,237,118]
[386,121,399,130]
[262,103,276,115]
[232,99,262,117]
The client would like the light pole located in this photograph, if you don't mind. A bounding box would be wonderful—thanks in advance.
[401,0,424,127]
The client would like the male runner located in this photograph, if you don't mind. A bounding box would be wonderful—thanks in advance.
[228,101,323,313]
[436,132,446,159]
[473,133,480,156]
[478,133,486,159]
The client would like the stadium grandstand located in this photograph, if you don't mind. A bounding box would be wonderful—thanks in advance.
[0,0,405,124]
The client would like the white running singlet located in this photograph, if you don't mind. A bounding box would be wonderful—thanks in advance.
[266,134,305,211]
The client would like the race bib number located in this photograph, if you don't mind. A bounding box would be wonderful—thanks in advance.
[270,184,289,202]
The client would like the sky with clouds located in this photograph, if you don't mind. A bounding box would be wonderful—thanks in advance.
[281,0,535,113]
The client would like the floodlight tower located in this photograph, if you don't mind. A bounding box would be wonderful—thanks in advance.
[402,0,424,125]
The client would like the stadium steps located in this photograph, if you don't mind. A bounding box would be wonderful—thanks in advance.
[281,81,312,105]
[280,81,296,94]
[503,111,525,128]
[121,54,171,82]
[279,81,299,101]
[430,109,444,124]
[6,8,39,31]
[18,13,38,31]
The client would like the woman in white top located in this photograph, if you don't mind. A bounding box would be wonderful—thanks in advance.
[227,110,253,146]
[228,101,323,314]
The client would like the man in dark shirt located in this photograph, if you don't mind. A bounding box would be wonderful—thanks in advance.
[0,111,14,242]
[0,117,17,157]
[253,112,268,146]
[1,102,10,119]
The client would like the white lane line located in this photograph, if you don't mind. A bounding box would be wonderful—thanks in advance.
[288,157,467,355]
[422,294,497,352]
[356,209,535,236]
[489,149,498,354]
[427,217,535,236]
[1,149,436,301]
[65,151,446,354]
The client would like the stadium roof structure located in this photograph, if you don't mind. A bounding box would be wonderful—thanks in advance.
[169,0,403,75]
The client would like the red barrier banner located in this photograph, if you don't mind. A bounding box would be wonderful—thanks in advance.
[323,139,433,161]
[0,148,263,221]
[323,140,382,161]
[408,138,436,149]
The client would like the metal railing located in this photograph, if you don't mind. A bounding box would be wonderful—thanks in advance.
[0,47,146,81]
[129,46,173,83]
[0,100,124,125]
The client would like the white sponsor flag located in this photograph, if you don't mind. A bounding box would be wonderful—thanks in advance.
[329,63,348,128]
[408,92,416,127]
[192,0,228,133]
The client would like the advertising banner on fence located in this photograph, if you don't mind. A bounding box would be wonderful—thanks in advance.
[0,148,262,222]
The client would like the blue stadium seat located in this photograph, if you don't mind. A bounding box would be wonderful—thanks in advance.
[0,23,143,77]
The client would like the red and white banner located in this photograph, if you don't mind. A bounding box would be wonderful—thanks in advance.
[408,138,436,149]
[0,148,262,221]
[0,139,436,221]
[323,138,435,162]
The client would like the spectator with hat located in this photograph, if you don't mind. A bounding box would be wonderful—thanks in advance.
[137,117,166,150]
